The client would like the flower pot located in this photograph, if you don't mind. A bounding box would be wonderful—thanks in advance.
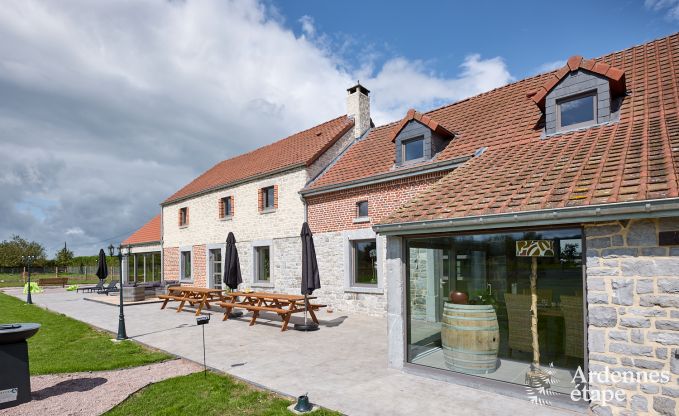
[449,290,469,304]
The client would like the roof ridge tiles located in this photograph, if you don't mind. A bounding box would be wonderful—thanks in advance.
[375,32,679,225]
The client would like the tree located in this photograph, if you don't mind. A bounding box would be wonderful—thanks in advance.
[0,235,47,267]
[55,242,74,269]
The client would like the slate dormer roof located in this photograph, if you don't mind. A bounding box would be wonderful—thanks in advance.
[389,109,455,142]
[529,55,627,110]
[379,33,679,226]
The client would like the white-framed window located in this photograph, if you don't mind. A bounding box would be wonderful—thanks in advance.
[180,248,192,281]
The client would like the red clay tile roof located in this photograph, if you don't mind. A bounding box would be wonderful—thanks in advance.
[164,115,354,203]
[389,109,455,142]
[530,55,626,109]
[123,214,161,245]
[380,33,679,225]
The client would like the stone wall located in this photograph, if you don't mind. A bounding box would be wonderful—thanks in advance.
[585,217,679,415]
[312,230,387,316]
[163,168,308,248]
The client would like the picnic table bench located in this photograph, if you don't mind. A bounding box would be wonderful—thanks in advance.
[37,278,69,287]
[159,286,224,316]
[218,292,326,331]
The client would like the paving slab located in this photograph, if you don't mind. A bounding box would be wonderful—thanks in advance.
[1,289,584,416]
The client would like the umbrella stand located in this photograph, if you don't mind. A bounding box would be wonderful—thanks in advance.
[294,294,319,331]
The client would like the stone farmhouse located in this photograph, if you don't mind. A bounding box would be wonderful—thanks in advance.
[123,33,679,414]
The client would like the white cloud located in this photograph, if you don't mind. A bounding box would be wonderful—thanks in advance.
[645,0,679,20]
[365,54,513,122]
[299,15,315,37]
[0,0,514,255]
[534,60,566,74]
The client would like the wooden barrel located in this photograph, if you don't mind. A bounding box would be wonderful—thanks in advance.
[442,303,499,374]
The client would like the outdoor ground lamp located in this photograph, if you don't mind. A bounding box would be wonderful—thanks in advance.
[109,244,127,340]
[20,255,35,305]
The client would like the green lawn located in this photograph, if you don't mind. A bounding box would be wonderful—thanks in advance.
[0,273,102,287]
[0,292,171,374]
[106,372,341,416]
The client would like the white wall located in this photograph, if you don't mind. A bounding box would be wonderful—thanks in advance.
[162,168,308,247]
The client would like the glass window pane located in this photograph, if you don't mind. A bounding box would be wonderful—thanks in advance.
[353,240,377,285]
[256,246,270,281]
[153,253,161,281]
[357,201,368,217]
[404,138,424,161]
[263,187,275,208]
[210,249,222,287]
[181,251,191,280]
[127,254,134,282]
[225,197,232,216]
[406,229,584,395]
[559,94,595,127]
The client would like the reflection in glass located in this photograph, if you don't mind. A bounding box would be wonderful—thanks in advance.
[256,246,270,281]
[404,137,424,161]
[210,249,223,288]
[406,228,584,395]
[353,240,377,285]
[559,94,595,127]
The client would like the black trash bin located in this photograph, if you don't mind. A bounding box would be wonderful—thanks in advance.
[0,323,40,409]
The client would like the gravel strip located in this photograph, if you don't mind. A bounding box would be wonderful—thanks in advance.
[1,359,202,416]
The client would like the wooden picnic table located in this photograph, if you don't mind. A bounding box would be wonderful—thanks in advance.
[159,286,225,316]
[218,291,325,332]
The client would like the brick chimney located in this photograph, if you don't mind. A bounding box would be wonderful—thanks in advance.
[347,82,370,139]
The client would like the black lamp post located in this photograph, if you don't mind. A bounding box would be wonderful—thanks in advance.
[108,244,127,340]
[21,255,35,304]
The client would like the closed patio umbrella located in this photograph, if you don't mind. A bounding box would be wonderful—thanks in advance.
[224,232,243,317]
[295,222,320,331]
[95,249,108,283]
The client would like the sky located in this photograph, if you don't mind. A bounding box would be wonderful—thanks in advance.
[0,0,677,256]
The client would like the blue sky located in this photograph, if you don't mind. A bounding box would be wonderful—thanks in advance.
[276,0,679,78]
[0,0,677,256]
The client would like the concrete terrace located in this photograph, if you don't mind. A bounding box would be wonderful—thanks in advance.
[3,288,582,416]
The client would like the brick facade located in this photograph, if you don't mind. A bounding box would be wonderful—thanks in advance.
[163,247,179,280]
[585,218,679,415]
[306,172,448,233]
[193,244,206,287]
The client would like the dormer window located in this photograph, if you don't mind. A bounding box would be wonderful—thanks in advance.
[557,91,597,131]
[403,136,425,162]
[530,56,626,136]
[389,109,455,167]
